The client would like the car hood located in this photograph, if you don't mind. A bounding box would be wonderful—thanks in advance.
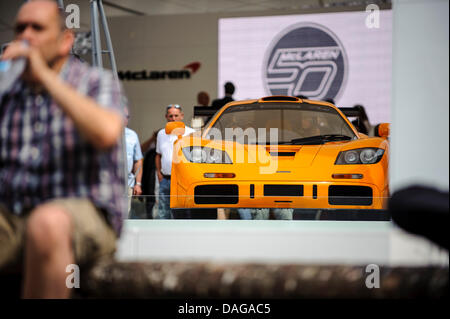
[178,135,388,165]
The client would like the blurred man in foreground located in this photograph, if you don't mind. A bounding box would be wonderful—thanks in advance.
[0,0,126,298]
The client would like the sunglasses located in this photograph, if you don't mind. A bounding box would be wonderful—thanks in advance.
[167,104,181,110]
[14,22,44,34]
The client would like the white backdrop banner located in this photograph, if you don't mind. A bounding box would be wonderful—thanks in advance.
[218,10,392,124]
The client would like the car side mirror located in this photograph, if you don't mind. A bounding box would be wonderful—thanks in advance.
[165,121,185,139]
[375,123,390,138]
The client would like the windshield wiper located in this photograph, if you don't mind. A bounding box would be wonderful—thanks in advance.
[289,134,353,145]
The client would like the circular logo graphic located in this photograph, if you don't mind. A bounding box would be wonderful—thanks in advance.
[263,22,348,101]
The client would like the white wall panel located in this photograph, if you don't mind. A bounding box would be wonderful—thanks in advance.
[390,0,449,191]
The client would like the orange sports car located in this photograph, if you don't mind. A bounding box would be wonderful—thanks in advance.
[167,96,389,212]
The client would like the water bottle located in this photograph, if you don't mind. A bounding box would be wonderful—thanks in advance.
[0,41,28,99]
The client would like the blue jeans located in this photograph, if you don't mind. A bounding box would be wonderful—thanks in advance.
[157,177,191,219]
[237,208,293,220]
[238,208,269,220]
[238,208,253,220]
[157,177,172,219]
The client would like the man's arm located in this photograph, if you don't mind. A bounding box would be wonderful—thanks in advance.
[132,159,143,195]
[39,69,123,149]
[155,153,163,182]
[2,44,123,150]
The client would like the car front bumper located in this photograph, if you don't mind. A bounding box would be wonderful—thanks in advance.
[170,180,388,210]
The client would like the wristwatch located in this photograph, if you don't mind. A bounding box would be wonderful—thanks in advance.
[136,182,142,186]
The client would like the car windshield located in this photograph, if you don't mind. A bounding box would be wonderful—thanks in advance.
[206,102,356,144]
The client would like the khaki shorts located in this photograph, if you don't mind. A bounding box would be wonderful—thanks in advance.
[0,198,117,272]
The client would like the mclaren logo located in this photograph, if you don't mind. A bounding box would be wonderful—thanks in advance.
[118,62,201,81]
[263,23,348,101]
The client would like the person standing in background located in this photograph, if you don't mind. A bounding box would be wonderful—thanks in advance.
[192,91,211,130]
[155,104,195,219]
[124,108,143,218]
[197,91,210,106]
[140,130,159,218]
[212,81,235,108]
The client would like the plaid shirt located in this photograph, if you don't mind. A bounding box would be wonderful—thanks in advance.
[0,56,126,235]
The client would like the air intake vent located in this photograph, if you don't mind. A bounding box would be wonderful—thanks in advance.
[264,185,303,197]
[194,185,238,204]
[260,96,299,102]
[269,152,296,157]
[328,185,372,206]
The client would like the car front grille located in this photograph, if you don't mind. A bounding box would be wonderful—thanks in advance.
[194,185,239,204]
[328,185,373,206]
[264,185,304,197]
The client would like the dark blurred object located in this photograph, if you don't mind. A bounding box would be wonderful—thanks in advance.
[2,260,447,299]
[70,260,448,299]
[389,185,449,250]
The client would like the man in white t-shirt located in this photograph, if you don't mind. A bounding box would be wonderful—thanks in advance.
[155,104,195,219]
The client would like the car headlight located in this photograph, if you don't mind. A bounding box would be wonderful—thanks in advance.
[335,148,384,165]
[182,146,232,164]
